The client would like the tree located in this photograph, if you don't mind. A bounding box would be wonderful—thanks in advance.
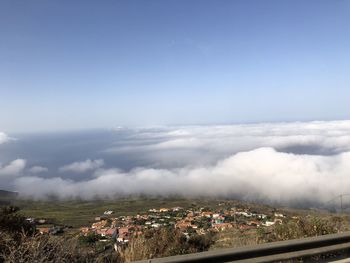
[0,206,36,239]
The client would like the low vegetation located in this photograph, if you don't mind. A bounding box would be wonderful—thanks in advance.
[2,199,350,262]
[11,198,222,227]
[119,228,214,262]
[0,206,102,262]
[0,206,215,262]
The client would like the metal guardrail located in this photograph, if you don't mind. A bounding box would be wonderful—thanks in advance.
[134,232,350,263]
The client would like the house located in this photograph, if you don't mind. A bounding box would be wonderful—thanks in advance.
[92,220,108,229]
[274,213,285,218]
[118,227,130,237]
[212,213,220,219]
[274,218,283,224]
[96,227,117,237]
[80,227,91,236]
[263,221,275,227]
[151,223,161,228]
[117,236,129,243]
[50,226,63,235]
[104,210,114,215]
[175,221,196,231]
[117,227,130,243]
[213,223,233,231]
[213,215,225,224]
[235,211,252,217]
[106,228,117,237]
[26,218,35,224]
[37,226,63,235]
[247,220,260,227]
[159,208,169,212]
[201,211,212,218]
[256,214,267,220]
[37,227,50,234]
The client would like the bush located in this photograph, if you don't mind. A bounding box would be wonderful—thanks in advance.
[78,232,100,245]
[119,228,214,262]
[0,206,36,239]
[0,233,120,263]
[0,206,120,263]
[257,217,338,243]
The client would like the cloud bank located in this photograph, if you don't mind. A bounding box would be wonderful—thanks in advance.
[2,120,350,207]
[104,120,350,169]
[0,159,26,177]
[0,132,12,144]
[0,159,27,188]
[13,148,350,206]
[59,159,104,173]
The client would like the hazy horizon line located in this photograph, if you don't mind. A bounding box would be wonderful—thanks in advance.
[5,117,350,135]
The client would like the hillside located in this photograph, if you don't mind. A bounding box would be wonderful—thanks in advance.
[2,196,350,262]
[0,190,18,206]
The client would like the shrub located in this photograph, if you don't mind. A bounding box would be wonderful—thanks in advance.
[0,206,120,263]
[0,206,36,239]
[0,233,120,263]
[119,228,215,262]
[257,217,338,243]
[78,232,100,245]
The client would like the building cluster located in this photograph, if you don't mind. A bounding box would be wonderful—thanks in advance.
[79,206,290,245]
[25,217,65,235]
[37,226,64,235]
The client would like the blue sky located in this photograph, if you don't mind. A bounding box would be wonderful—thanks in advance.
[1,0,350,132]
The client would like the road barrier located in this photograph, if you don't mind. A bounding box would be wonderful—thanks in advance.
[134,232,350,263]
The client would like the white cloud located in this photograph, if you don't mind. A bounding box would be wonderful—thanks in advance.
[29,166,48,174]
[0,132,13,144]
[59,159,104,173]
[13,148,350,205]
[0,159,26,177]
[104,120,350,168]
[7,120,350,206]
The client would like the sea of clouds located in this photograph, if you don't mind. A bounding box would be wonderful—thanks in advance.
[1,120,350,207]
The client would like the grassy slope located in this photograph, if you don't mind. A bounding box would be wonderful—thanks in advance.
[4,196,350,253]
[9,198,227,227]
[3,196,346,230]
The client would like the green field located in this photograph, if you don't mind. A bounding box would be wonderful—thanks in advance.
[8,197,232,228]
[2,194,334,230]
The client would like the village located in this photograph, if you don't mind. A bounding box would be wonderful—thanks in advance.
[74,204,293,247]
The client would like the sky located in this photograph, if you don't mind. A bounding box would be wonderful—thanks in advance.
[1,0,350,132]
[2,1,350,206]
